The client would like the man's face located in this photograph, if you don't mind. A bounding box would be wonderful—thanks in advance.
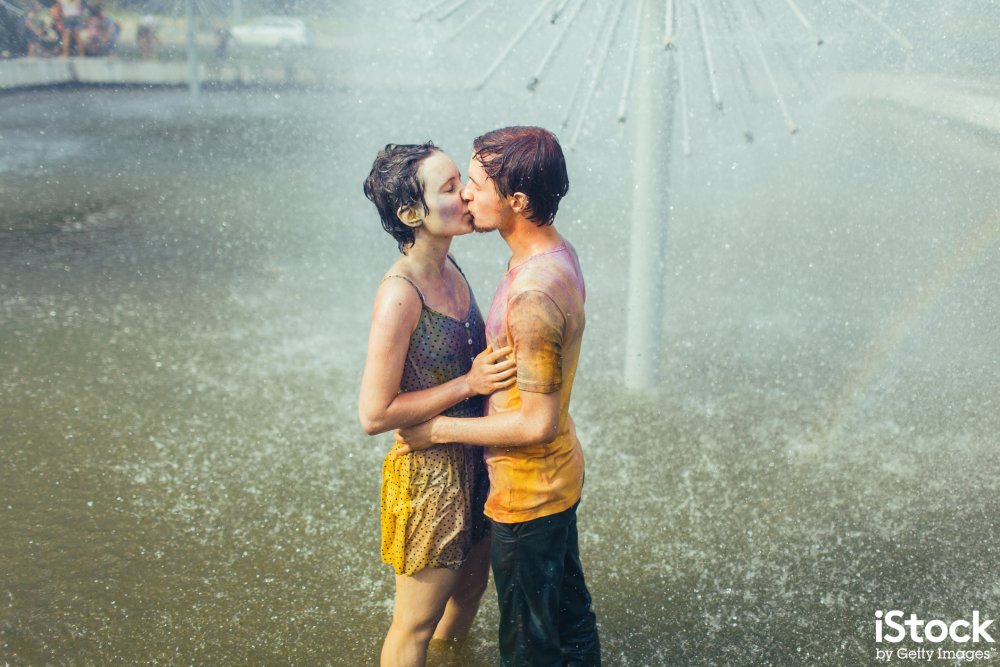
[462,156,508,233]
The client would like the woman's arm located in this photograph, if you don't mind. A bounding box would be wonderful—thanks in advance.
[357,278,514,436]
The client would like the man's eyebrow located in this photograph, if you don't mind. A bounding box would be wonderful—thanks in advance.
[468,173,480,186]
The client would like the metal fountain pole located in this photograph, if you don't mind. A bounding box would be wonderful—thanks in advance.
[624,1,675,390]
[186,0,200,100]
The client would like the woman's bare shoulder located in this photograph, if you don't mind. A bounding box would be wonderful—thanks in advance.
[373,260,423,330]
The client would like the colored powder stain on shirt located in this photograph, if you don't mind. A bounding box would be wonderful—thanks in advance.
[483,241,588,524]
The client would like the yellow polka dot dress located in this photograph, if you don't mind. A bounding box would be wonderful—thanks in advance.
[380,263,490,576]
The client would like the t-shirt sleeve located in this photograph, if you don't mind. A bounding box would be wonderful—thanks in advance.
[507,289,566,393]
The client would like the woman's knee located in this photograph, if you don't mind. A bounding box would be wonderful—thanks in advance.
[392,566,460,627]
[390,609,443,642]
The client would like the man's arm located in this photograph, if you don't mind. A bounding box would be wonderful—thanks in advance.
[396,389,559,452]
[396,289,564,453]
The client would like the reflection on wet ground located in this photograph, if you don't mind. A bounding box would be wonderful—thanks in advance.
[2,29,999,666]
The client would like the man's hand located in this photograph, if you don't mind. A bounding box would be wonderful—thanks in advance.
[395,418,440,455]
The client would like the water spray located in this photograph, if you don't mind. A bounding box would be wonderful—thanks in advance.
[474,0,555,91]
[414,0,456,22]
[551,0,573,23]
[568,0,629,147]
[844,0,914,51]
[560,0,618,130]
[529,0,588,92]
[694,0,724,110]
[617,0,649,122]
[663,0,677,48]
[734,0,797,134]
[437,0,470,22]
[781,0,823,45]
[447,3,492,41]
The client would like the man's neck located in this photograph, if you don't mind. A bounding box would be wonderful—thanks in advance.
[501,216,564,269]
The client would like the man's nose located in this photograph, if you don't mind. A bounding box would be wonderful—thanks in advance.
[460,182,472,201]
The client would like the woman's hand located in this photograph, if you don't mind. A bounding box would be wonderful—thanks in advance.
[395,419,438,455]
[465,345,516,396]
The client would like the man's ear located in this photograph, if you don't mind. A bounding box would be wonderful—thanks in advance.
[509,192,530,214]
[396,205,423,228]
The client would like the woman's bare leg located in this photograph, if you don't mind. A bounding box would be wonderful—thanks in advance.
[381,566,461,667]
[432,537,491,641]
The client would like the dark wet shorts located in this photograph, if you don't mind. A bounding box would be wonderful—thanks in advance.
[491,502,601,667]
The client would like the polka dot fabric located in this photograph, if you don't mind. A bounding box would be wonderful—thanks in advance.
[380,259,489,577]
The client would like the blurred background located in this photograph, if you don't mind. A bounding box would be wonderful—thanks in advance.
[1,1,998,665]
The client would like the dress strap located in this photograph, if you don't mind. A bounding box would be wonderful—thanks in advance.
[447,254,472,291]
[382,274,426,306]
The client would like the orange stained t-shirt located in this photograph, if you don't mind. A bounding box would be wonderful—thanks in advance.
[483,241,587,524]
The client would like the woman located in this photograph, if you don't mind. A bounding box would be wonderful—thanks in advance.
[359,143,515,667]
[57,0,83,57]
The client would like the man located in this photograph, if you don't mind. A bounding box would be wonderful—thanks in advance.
[398,126,601,666]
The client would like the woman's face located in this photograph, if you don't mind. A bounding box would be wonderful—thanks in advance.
[413,151,473,240]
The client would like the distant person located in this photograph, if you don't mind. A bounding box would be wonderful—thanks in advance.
[57,0,84,57]
[48,1,63,48]
[397,127,602,666]
[81,14,105,56]
[136,14,158,60]
[85,5,119,57]
[213,21,230,59]
[358,142,516,667]
[24,1,60,58]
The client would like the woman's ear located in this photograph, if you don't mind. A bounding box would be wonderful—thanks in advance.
[396,205,423,228]
[509,192,530,215]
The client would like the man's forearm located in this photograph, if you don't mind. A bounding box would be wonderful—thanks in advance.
[433,409,557,448]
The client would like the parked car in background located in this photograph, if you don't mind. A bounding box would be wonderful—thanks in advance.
[230,16,311,49]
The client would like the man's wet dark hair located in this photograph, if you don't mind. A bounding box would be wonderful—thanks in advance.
[472,126,569,227]
[363,142,439,253]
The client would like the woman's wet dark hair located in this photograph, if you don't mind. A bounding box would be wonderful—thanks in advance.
[472,126,568,226]
[363,142,439,253]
